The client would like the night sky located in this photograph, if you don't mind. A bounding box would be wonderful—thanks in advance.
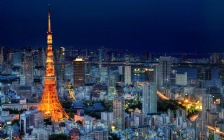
[1,0,224,53]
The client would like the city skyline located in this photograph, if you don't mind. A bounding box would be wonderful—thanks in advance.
[0,2,224,139]
[1,0,224,53]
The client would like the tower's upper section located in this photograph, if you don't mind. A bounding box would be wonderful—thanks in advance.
[48,5,51,33]
[47,5,52,45]
[45,5,54,77]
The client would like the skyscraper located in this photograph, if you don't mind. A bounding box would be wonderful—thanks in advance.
[54,47,65,87]
[99,49,102,68]
[158,56,172,87]
[12,52,23,66]
[142,82,157,115]
[23,53,33,85]
[124,66,131,85]
[38,6,68,121]
[202,94,213,120]
[113,96,125,130]
[73,57,85,88]
[20,110,44,134]
[197,68,211,88]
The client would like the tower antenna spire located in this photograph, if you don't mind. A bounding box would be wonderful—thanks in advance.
[48,4,51,32]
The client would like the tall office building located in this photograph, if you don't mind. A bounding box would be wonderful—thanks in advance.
[219,69,224,86]
[175,72,187,86]
[33,48,46,67]
[20,110,44,134]
[64,63,74,83]
[124,66,131,85]
[197,69,211,80]
[158,56,172,87]
[12,52,23,66]
[197,68,211,88]
[73,57,85,88]
[202,94,213,119]
[99,49,102,68]
[142,82,157,115]
[113,96,125,130]
[23,53,33,85]
[94,127,108,140]
[54,47,65,87]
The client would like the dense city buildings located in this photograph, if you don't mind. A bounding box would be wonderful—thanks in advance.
[0,3,224,140]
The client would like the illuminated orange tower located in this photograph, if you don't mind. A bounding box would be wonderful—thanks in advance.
[38,6,69,121]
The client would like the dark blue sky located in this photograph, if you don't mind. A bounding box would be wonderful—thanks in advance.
[1,0,224,53]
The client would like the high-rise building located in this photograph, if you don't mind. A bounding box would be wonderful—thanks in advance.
[33,48,46,67]
[20,110,44,134]
[38,6,69,121]
[12,52,23,66]
[158,56,172,87]
[219,69,224,86]
[99,49,102,68]
[54,47,65,87]
[175,72,187,86]
[197,68,211,88]
[93,127,108,140]
[202,94,213,119]
[142,82,157,115]
[124,66,131,85]
[73,57,85,88]
[23,53,33,85]
[64,63,74,83]
[197,69,211,81]
[113,96,125,130]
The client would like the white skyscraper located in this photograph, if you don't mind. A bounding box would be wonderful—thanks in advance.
[124,66,131,85]
[142,82,157,115]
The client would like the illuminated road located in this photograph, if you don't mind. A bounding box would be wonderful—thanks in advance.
[189,114,199,121]
[157,91,170,100]
[207,126,224,135]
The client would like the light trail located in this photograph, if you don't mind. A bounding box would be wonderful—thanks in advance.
[207,126,224,135]
[189,114,199,121]
[157,91,170,100]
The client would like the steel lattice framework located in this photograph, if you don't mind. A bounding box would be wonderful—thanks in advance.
[38,6,68,121]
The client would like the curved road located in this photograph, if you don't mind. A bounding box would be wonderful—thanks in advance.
[157,91,170,100]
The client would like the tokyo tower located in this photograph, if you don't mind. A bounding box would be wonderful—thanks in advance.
[38,6,69,121]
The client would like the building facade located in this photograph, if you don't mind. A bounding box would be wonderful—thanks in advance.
[142,82,157,115]
[124,66,131,85]
[158,56,172,87]
[113,96,125,130]
[73,58,85,88]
